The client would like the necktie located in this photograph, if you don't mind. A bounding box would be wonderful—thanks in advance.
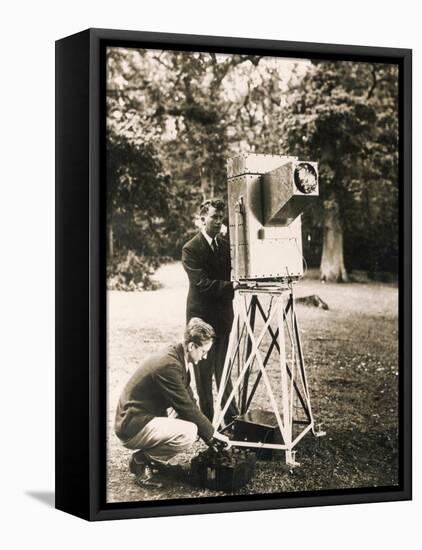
[211,238,218,253]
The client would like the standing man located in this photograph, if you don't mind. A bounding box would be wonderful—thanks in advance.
[182,198,239,427]
[115,317,229,483]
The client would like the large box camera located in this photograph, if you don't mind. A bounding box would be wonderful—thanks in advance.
[227,153,318,281]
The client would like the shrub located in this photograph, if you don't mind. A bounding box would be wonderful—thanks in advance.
[107,251,162,291]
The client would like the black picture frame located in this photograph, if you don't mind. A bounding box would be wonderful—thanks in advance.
[55,27,412,521]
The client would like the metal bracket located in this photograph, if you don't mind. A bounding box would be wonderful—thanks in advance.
[234,196,244,281]
[286,450,300,468]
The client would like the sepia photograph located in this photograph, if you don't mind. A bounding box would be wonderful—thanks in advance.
[105,45,400,505]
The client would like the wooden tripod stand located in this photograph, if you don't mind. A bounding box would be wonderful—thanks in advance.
[213,282,325,466]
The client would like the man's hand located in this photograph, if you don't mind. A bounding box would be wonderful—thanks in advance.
[207,430,231,454]
[213,431,230,446]
[232,281,240,291]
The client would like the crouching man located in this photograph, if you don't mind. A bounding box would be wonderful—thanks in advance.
[114,317,230,483]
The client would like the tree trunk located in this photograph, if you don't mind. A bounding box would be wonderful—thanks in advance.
[209,172,215,199]
[108,222,114,260]
[200,166,208,201]
[200,142,208,201]
[320,194,348,282]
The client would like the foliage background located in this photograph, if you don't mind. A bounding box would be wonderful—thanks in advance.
[106,48,399,287]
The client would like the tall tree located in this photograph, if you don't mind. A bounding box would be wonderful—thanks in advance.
[282,61,398,281]
[107,48,266,256]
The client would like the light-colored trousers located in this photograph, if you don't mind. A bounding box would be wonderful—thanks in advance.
[124,417,198,462]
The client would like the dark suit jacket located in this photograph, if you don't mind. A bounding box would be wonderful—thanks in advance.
[182,233,234,335]
[114,343,214,444]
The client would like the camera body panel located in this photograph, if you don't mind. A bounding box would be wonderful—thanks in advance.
[227,153,318,281]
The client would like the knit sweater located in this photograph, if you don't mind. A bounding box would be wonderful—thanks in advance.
[114,343,214,444]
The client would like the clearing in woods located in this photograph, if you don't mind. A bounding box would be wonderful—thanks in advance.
[106,262,399,503]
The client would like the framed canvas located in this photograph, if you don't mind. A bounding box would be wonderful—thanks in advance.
[55,28,412,521]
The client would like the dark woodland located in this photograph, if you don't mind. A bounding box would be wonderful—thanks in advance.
[106,49,398,287]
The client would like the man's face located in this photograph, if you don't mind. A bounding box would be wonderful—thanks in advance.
[202,206,224,238]
[188,340,213,365]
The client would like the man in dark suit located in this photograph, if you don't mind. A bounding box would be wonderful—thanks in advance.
[115,317,229,482]
[182,199,239,427]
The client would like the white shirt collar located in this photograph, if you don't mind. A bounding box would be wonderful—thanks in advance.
[184,353,195,384]
[183,352,190,372]
[201,229,216,249]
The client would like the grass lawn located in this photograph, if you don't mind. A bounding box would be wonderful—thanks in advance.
[106,262,399,503]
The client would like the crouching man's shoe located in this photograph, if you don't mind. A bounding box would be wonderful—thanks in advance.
[129,450,148,476]
[129,450,162,488]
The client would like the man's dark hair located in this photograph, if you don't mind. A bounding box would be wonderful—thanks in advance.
[184,317,216,347]
[199,198,225,217]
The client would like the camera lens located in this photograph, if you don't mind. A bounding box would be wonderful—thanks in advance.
[294,162,317,194]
